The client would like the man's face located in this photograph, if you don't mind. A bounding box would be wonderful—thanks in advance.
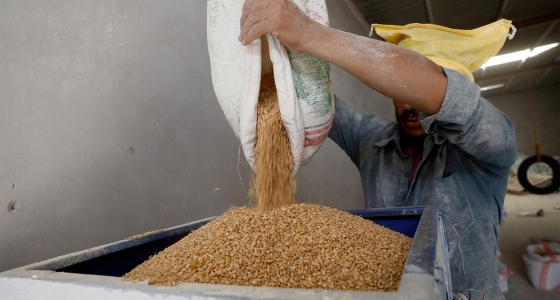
[393,100,427,138]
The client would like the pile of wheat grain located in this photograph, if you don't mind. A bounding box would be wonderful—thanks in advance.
[123,204,412,291]
[249,72,296,212]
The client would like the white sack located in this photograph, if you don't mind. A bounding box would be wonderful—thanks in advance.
[207,0,334,174]
[523,243,560,290]
[526,243,560,262]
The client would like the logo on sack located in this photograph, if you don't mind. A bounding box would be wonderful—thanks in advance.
[288,51,332,117]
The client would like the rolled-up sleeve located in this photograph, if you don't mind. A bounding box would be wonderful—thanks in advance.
[419,68,518,172]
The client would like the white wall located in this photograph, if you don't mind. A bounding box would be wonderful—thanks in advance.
[0,0,390,271]
[486,84,560,156]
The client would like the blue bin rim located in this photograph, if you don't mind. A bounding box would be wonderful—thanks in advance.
[347,206,424,217]
[29,205,438,277]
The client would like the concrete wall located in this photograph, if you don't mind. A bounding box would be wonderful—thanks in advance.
[0,0,390,271]
[486,84,560,156]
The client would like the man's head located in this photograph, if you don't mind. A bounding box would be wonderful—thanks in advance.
[393,100,427,138]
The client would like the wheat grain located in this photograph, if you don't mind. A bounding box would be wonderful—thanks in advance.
[123,204,412,291]
[249,72,296,212]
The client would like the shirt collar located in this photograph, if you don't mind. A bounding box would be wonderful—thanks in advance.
[373,124,401,147]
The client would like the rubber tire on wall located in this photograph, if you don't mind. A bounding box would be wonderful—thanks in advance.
[517,155,560,195]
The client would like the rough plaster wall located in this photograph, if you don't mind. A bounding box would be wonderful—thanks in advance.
[486,84,560,156]
[0,0,389,271]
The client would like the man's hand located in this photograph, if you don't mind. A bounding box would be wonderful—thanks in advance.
[238,0,320,52]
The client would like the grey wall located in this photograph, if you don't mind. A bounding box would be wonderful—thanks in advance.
[486,84,560,156]
[0,0,389,271]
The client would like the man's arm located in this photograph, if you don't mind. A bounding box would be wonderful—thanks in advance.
[420,68,518,171]
[239,0,448,115]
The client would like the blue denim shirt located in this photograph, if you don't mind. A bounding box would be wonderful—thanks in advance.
[329,68,517,299]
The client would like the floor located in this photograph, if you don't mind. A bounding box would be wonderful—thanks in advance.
[499,192,560,300]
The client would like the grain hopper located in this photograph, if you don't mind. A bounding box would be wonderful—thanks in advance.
[0,205,451,299]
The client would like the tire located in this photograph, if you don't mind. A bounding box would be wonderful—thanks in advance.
[517,155,560,195]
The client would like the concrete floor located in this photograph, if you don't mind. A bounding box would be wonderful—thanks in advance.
[499,192,560,300]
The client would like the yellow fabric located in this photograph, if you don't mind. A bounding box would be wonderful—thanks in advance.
[373,19,514,82]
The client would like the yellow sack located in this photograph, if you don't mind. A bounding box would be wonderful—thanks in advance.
[373,19,515,82]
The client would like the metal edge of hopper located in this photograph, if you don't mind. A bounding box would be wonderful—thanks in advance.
[403,205,438,275]
[402,205,451,299]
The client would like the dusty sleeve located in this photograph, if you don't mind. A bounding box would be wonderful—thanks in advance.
[419,68,518,173]
[328,95,363,167]
[328,95,391,168]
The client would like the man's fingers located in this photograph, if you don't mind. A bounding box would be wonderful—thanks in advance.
[239,0,271,41]
[240,0,267,26]
[239,5,276,45]
[241,18,272,46]
[238,0,309,50]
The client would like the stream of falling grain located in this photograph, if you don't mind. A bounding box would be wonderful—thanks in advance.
[250,72,296,212]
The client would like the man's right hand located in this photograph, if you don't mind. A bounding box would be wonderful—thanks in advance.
[238,0,322,52]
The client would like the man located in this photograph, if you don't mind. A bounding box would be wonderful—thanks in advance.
[239,1,518,299]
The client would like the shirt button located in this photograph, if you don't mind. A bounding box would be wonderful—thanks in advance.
[404,173,409,177]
